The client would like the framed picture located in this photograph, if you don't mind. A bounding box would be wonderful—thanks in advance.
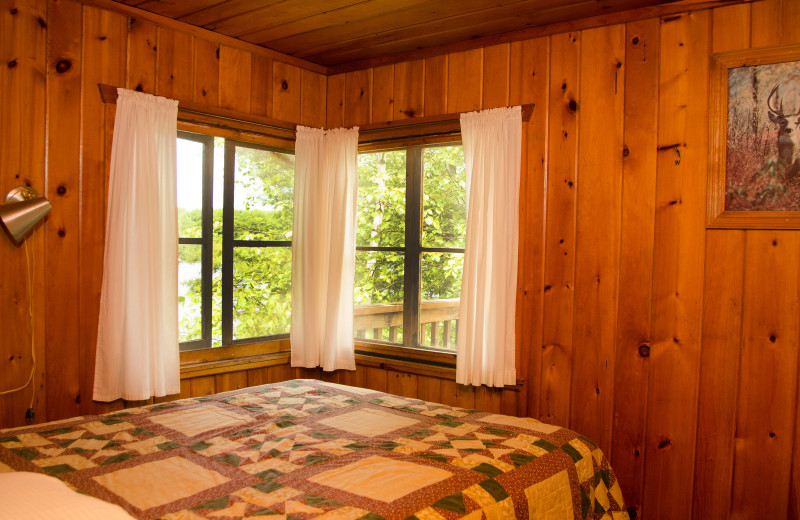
[708,43,800,228]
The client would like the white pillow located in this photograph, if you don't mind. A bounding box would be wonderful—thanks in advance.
[0,472,135,520]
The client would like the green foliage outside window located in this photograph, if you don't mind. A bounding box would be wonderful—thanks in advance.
[178,136,466,350]
[178,140,294,346]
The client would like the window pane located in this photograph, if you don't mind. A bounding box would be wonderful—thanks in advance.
[357,151,406,247]
[177,138,204,238]
[419,252,463,350]
[178,244,202,342]
[354,250,404,344]
[422,146,466,249]
[232,246,292,339]
[234,145,294,241]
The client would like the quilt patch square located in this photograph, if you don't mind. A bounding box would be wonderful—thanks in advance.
[92,455,230,510]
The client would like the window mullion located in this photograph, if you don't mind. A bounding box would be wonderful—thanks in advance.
[200,134,214,348]
[404,146,423,349]
[221,140,235,346]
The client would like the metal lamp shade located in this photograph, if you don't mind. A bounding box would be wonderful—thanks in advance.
[0,188,51,245]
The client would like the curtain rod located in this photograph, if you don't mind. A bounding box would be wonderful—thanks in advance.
[97,84,534,140]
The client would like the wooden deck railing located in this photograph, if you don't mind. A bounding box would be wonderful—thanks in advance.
[354,299,459,350]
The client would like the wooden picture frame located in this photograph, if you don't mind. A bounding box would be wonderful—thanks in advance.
[707,43,800,228]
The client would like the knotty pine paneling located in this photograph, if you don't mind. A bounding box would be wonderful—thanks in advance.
[394,60,423,119]
[343,69,370,127]
[482,44,509,110]
[44,0,82,422]
[77,6,127,419]
[693,230,745,520]
[446,48,482,114]
[642,12,710,520]
[513,35,549,421]
[0,0,322,429]
[423,55,447,117]
[540,31,580,429]
[609,17,660,513]
[272,60,302,123]
[571,23,625,456]
[155,27,194,100]
[0,0,47,427]
[371,64,393,123]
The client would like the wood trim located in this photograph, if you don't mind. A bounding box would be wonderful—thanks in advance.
[73,0,328,75]
[358,103,533,145]
[355,342,456,365]
[180,351,291,379]
[180,338,290,365]
[353,342,525,389]
[98,83,298,134]
[100,83,532,138]
[327,0,752,74]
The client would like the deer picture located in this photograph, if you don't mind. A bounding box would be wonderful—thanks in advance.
[767,83,800,178]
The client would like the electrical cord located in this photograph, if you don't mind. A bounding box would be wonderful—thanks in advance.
[0,230,37,421]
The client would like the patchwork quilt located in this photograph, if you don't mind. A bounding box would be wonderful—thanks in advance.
[0,379,629,520]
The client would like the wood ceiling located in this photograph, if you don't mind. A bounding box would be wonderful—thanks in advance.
[110,0,702,71]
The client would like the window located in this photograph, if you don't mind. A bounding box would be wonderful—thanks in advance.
[354,144,466,352]
[177,131,294,351]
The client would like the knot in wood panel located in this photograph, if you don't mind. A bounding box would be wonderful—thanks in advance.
[55,59,71,73]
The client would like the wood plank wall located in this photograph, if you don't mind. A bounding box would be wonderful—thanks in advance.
[0,0,326,424]
[3,0,800,518]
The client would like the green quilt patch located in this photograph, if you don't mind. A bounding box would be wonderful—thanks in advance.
[214,453,241,467]
[472,462,504,478]
[305,494,340,507]
[43,464,75,476]
[11,448,38,461]
[101,452,137,466]
[479,479,509,502]
[416,453,449,464]
[433,493,466,514]
[192,496,229,510]
[561,443,583,463]
[509,452,536,467]
[252,480,284,494]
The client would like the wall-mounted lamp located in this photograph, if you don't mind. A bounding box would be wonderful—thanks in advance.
[0,186,51,245]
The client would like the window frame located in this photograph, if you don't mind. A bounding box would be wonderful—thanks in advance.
[355,141,465,354]
[178,131,214,351]
[178,131,295,352]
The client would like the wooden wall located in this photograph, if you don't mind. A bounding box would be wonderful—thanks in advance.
[322,1,800,519]
[4,0,800,518]
[0,0,326,425]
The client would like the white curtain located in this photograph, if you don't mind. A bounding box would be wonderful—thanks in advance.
[456,106,522,387]
[93,89,180,402]
[291,126,359,372]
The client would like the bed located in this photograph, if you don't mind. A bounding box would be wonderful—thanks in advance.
[0,379,628,519]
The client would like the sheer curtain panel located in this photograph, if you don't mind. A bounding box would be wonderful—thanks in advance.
[93,89,180,402]
[456,106,522,387]
[291,126,359,372]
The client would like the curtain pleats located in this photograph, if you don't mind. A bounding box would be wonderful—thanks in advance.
[290,126,359,372]
[456,106,522,387]
[93,89,180,402]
